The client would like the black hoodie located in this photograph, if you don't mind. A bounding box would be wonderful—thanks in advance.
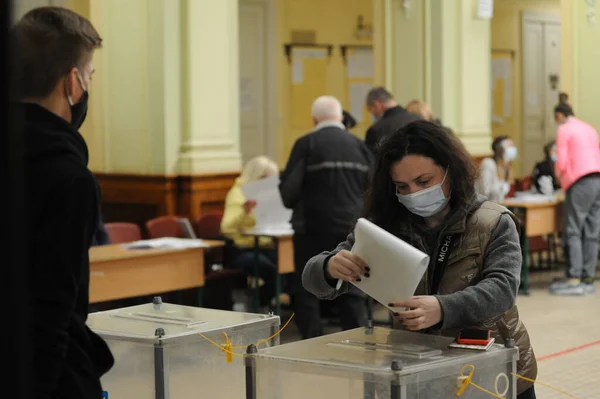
[18,103,113,398]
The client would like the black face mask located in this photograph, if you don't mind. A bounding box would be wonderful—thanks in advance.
[71,90,88,130]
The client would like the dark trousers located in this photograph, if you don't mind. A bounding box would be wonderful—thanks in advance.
[564,174,600,279]
[232,248,278,306]
[293,232,368,339]
[518,386,536,399]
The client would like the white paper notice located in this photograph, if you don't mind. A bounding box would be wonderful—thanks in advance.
[343,218,429,311]
[240,77,255,111]
[477,0,494,19]
[491,57,512,118]
[349,82,372,123]
[123,238,207,250]
[292,59,304,85]
[241,175,292,230]
[347,49,374,79]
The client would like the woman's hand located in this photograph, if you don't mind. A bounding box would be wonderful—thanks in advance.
[389,296,442,331]
[326,250,369,282]
[243,200,257,214]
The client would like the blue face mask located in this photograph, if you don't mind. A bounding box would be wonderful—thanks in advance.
[371,115,378,124]
[503,146,518,162]
[396,170,450,217]
[551,154,557,162]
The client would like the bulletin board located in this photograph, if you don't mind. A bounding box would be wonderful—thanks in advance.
[491,50,513,124]
[289,47,330,131]
[344,47,374,135]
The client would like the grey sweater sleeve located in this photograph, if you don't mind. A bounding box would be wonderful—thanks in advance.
[434,214,521,330]
[302,232,356,300]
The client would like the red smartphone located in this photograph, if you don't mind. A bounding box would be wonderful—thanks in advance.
[457,329,491,346]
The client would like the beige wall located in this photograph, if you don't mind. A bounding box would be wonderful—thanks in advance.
[562,0,600,131]
[491,0,561,176]
[276,0,374,165]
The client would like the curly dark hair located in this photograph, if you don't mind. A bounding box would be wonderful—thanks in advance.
[363,120,478,228]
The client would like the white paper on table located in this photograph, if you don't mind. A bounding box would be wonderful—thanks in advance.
[342,218,429,311]
[122,237,208,250]
[241,175,292,231]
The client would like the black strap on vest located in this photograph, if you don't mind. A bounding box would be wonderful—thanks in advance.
[430,234,454,294]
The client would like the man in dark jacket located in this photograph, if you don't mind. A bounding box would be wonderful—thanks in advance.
[279,96,372,339]
[11,7,113,398]
[364,87,421,154]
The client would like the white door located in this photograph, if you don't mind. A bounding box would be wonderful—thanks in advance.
[238,0,276,164]
[543,23,561,143]
[522,12,560,175]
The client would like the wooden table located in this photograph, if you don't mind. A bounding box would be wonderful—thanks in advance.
[502,196,564,294]
[89,240,224,304]
[243,228,294,315]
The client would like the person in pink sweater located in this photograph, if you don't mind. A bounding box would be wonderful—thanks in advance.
[550,104,600,295]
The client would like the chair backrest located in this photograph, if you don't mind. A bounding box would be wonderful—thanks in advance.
[105,222,142,244]
[194,211,224,239]
[146,216,184,239]
[521,175,533,191]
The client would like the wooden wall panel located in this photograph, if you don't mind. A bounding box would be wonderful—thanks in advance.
[96,173,178,231]
[178,173,238,221]
[95,172,239,229]
[96,154,489,230]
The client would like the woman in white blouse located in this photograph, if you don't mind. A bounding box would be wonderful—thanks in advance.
[476,136,518,202]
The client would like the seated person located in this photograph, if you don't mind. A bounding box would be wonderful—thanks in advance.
[476,136,517,202]
[221,156,287,307]
[531,141,561,195]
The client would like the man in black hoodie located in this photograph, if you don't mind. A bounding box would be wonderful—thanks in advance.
[364,87,421,154]
[11,7,113,398]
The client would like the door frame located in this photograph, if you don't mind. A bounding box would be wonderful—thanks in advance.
[521,11,560,174]
[239,0,278,162]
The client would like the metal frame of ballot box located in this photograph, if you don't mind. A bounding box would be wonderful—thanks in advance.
[244,327,519,399]
[89,297,280,399]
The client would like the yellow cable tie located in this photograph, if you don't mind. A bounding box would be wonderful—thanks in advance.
[456,364,474,396]
[511,373,583,399]
[199,312,296,362]
[456,364,585,399]
[468,381,506,399]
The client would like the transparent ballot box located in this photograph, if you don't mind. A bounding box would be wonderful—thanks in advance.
[87,298,280,399]
[245,327,518,399]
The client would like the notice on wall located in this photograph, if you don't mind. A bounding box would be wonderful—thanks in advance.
[349,82,372,123]
[477,0,494,19]
[491,56,512,121]
[291,48,328,86]
[240,77,255,111]
[292,59,304,85]
[347,48,374,79]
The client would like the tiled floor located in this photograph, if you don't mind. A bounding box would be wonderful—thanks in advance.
[278,270,600,399]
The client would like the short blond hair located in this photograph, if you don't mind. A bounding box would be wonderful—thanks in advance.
[239,156,279,185]
[406,100,434,121]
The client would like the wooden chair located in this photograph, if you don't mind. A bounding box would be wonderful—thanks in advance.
[105,222,142,244]
[194,211,224,239]
[146,216,184,238]
[194,211,245,310]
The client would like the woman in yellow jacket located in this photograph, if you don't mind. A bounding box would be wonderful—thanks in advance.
[221,156,284,307]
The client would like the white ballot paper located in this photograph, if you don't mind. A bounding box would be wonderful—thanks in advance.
[122,237,207,250]
[241,175,292,230]
[338,218,429,311]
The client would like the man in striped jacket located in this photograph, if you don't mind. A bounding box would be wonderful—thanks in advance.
[280,96,373,339]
